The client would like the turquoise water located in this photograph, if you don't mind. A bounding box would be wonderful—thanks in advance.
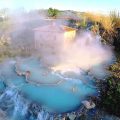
[0,81,5,91]
[0,58,97,115]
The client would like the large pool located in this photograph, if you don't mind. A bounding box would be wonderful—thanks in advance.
[0,57,97,119]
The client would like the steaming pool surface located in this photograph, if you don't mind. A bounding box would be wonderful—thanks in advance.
[0,58,97,116]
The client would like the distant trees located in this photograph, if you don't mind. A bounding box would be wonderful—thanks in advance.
[0,9,13,61]
[0,34,12,61]
[68,19,76,27]
[47,8,59,18]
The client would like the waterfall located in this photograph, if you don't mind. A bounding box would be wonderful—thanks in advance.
[12,91,28,118]
[37,110,53,120]
[0,88,29,120]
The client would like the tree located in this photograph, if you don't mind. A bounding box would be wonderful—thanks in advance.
[68,19,76,27]
[48,8,59,18]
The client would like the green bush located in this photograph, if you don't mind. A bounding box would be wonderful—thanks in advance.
[48,8,59,18]
[100,55,120,117]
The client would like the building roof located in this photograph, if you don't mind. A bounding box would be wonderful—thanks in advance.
[33,23,77,32]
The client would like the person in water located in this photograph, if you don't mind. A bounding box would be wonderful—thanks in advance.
[72,85,78,93]
[25,71,31,81]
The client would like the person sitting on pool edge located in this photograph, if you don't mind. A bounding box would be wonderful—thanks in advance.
[16,70,31,81]
[16,70,23,76]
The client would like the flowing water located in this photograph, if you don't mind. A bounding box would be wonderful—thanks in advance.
[0,58,97,120]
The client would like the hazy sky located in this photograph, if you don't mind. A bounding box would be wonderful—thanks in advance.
[0,0,120,13]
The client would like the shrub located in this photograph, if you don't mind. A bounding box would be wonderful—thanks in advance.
[100,76,120,117]
[47,8,59,18]
[100,54,120,117]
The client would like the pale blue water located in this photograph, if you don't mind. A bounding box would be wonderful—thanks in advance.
[17,58,96,112]
[0,58,97,119]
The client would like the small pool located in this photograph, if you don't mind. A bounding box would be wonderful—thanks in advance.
[0,58,97,113]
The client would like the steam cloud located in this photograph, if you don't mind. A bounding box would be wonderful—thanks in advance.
[8,10,113,79]
[37,27,113,79]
